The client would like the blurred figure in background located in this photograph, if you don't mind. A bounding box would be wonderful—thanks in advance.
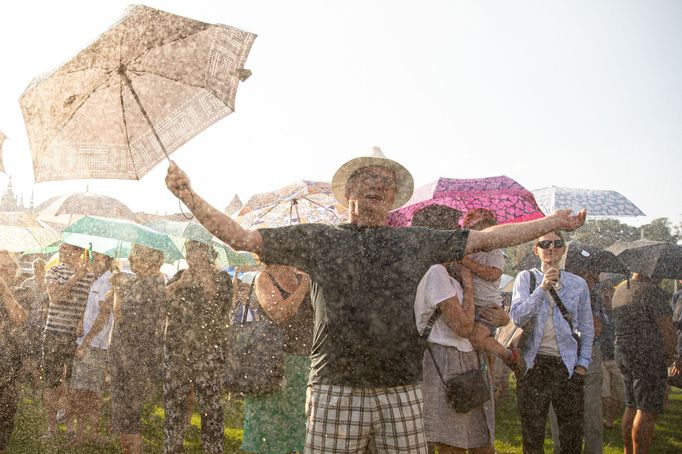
[612,273,676,454]
[71,252,115,446]
[20,257,49,387]
[86,244,166,454]
[42,244,94,436]
[0,251,29,454]
[164,240,232,454]
[241,263,313,454]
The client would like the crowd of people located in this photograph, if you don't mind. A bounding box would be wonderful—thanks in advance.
[0,151,679,454]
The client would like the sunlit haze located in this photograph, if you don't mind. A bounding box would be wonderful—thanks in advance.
[0,0,680,227]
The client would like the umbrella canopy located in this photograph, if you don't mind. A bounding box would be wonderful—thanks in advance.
[236,181,348,229]
[34,192,138,225]
[145,219,257,267]
[606,240,682,279]
[513,241,629,276]
[62,216,183,263]
[387,176,544,227]
[20,4,256,181]
[0,211,60,253]
[532,186,644,217]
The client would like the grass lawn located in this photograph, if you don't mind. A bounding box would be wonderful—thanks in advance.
[7,383,682,453]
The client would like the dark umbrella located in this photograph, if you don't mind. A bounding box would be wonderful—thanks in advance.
[563,241,629,276]
[513,241,629,276]
[606,240,682,279]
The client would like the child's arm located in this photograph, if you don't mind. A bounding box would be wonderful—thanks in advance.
[460,255,503,282]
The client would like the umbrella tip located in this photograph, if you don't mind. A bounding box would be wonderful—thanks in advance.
[235,69,252,82]
[371,146,386,158]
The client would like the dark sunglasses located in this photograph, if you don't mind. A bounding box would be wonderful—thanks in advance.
[536,239,565,249]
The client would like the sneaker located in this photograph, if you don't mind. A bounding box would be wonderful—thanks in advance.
[56,409,67,424]
[505,347,526,377]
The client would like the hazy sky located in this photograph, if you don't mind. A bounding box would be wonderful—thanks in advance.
[0,0,680,226]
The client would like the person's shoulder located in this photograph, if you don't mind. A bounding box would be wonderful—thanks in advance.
[563,270,588,286]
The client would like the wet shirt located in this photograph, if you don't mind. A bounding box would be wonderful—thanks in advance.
[164,269,232,361]
[259,223,469,387]
[45,264,94,335]
[510,269,594,376]
[0,288,29,386]
[612,280,672,376]
[110,274,166,368]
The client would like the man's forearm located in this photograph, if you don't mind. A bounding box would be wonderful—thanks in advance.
[178,188,261,253]
[466,213,574,254]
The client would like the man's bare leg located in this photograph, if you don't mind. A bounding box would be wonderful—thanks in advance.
[632,409,658,454]
[622,406,636,454]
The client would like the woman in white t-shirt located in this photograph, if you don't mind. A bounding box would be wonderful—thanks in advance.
[412,205,495,454]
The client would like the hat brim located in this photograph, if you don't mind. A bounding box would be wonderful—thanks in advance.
[331,156,414,210]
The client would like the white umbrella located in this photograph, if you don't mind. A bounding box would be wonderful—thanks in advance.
[532,186,644,217]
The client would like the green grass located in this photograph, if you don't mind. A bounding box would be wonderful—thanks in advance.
[493,378,682,454]
[7,382,682,453]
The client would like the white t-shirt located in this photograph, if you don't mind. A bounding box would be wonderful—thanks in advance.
[414,264,473,352]
[467,249,506,307]
[76,270,114,350]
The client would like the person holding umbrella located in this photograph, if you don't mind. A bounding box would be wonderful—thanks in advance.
[165,150,587,453]
[611,273,676,454]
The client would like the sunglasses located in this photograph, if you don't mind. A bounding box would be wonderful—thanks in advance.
[536,239,565,249]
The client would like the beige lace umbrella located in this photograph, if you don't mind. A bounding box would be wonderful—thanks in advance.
[0,211,60,252]
[19,4,256,182]
[34,192,139,226]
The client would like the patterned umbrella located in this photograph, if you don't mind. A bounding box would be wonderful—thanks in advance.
[19,4,256,181]
[34,192,139,226]
[236,181,348,229]
[0,211,60,252]
[532,186,644,217]
[387,176,544,227]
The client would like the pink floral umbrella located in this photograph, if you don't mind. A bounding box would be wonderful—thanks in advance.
[387,175,544,227]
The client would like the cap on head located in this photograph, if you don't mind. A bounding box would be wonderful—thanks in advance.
[331,146,414,210]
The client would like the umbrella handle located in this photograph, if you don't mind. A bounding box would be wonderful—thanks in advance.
[177,185,195,220]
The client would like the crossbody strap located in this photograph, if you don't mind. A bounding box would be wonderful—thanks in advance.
[422,305,483,388]
[548,285,574,332]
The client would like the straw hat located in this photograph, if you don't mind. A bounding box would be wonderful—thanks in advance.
[331,147,414,209]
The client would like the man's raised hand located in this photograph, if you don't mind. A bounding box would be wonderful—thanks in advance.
[165,161,191,198]
[551,208,587,232]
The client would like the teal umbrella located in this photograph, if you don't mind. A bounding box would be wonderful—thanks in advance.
[144,219,257,267]
[63,216,182,263]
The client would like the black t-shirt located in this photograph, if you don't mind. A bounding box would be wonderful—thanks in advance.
[165,269,232,360]
[259,223,468,387]
[612,280,672,376]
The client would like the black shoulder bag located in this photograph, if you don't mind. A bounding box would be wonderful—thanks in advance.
[223,277,285,395]
[423,307,490,413]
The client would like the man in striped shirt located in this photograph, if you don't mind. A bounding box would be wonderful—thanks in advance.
[42,243,94,436]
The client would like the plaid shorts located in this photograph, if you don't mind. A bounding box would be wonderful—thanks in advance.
[305,383,428,453]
